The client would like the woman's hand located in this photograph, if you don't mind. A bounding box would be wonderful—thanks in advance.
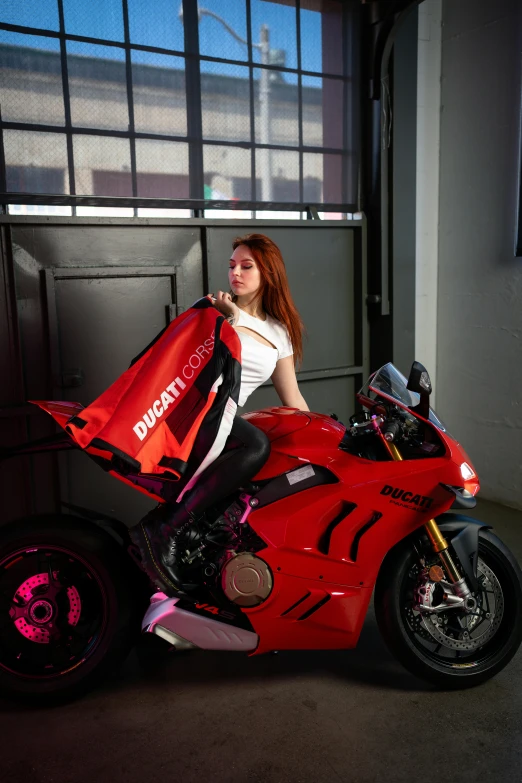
[210,291,240,325]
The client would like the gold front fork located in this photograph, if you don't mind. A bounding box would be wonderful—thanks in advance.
[386,442,468,592]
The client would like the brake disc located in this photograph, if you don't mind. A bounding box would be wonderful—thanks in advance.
[10,571,82,645]
[411,559,504,651]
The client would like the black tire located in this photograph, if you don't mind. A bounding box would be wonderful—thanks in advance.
[375,529,522,689]
[0,514,144,704]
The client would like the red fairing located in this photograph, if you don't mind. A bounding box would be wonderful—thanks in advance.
[31,400,84,430]
[232,407,479,655]
[243,407,309,441]
[244,408,346,480]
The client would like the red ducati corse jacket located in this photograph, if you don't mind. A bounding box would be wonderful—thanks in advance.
[34,297,242,501]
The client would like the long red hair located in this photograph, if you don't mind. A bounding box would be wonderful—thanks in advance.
[232,233,304,367]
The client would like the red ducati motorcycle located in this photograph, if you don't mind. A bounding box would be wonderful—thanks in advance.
[1,361,521,702]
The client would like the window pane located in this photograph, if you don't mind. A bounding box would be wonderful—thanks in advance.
[62,0,124,42]
[73,135,132,196]
[9,204,73,216]
[254,69,298,147]
[67,42,128,131]
[127,0,185,51]
[201,62,250,143]
[251,0,297,70]
[199,0,248,62]
[302,75,344,149]
[76,206,134,216]
[132,51,186,136]
[204,145,251,200]
[0,32,65,125]
[318,212,346,220]
[0,0,356,213]
[256,149,299,202]
[303,152,343,203]
[300,0,343,76]
[137,208,192,218]
[3,130,69,194]
[254,210,301,219]
[204,210,253,219]
[135,140,189,198]
[0,0,59,31]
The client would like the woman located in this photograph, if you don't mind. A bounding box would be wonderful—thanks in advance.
[132,233,309,592]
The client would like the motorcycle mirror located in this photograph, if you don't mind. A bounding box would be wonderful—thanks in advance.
[407,361,432,395]
[407,361,431,419]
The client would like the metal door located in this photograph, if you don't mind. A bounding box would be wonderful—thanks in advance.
[43,265,180,523]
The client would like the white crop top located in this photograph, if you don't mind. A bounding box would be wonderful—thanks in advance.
[234,309,293,407]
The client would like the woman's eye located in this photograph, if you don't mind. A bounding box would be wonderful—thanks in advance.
[242,265,252,270]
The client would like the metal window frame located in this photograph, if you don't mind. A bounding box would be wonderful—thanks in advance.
[0,1,359,212]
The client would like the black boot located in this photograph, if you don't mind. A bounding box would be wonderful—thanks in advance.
[130,502,196,594]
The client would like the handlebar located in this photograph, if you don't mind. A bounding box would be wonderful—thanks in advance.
[381,420,402,443]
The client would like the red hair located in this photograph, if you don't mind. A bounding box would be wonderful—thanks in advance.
[232,233,304,367]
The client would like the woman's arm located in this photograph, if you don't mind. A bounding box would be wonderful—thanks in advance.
[271,356,309,411]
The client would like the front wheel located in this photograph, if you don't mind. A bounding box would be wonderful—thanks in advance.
[375,529,522,688]
[0,514,143,703]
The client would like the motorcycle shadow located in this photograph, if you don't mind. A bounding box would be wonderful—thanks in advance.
[0,614,430,712]
[129,610,431,695]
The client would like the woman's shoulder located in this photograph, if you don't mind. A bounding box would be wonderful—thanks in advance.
[266,314,293,357]
[265,313,286,335]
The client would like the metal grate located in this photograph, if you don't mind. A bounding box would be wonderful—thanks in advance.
[0,0,359,213]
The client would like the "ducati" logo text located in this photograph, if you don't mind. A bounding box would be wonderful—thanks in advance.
[132,331,215,441]
[133,377,187,441]
[380,484,434,510]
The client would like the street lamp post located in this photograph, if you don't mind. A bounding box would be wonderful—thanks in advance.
[180,5,272,202]
[258,24,272,203]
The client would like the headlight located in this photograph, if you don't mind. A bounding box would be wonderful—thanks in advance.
[460,462,476,481]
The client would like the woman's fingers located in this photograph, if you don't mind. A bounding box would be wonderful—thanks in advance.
[216,290,231,302]
[209,290,235,317]
[216,291,233,310]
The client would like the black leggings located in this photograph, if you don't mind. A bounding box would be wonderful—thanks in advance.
[177,416,270,518]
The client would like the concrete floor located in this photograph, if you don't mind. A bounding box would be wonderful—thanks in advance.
[1,498,522,783]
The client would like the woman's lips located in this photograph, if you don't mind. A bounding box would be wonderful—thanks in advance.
[231,281,243,286]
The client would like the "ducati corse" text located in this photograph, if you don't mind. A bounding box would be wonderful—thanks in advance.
[133,333,215,441]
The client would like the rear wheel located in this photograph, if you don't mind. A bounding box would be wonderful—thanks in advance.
[375,529,522,688]
[0,514,142,703]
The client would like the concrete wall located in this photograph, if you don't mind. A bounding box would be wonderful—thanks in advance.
[436,0,522,509]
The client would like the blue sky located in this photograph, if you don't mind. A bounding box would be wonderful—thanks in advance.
[0,0,335,85]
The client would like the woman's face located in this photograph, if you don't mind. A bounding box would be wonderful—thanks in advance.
[229,244,262,299]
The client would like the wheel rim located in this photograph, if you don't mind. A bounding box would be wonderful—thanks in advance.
[401,548,512,671]
[0,545,108,679]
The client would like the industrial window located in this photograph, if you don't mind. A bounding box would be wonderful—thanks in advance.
[0,0,360,214]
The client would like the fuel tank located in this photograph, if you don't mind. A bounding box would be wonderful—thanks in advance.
[243,407,346,481]
[243,407,309,441]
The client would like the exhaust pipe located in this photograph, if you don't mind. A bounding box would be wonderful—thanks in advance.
[142,593,258,652]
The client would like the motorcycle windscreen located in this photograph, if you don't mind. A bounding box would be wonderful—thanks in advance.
[359,363,448,433]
